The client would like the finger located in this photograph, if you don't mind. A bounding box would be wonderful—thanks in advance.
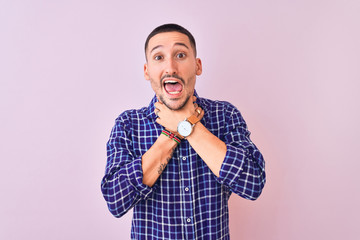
[195,107,201,116]
[195,107,203,118]
[192,96,197,103]
[199,110,204,120]
[197,108,204,120]
[154,108,160,117]
[154,102,162,109]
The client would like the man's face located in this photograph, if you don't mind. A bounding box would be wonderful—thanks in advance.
[144,32,202,110]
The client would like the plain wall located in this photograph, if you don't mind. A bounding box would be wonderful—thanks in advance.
[1,0,359,239]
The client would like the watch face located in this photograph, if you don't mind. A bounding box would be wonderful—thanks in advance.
[178,120,192,137]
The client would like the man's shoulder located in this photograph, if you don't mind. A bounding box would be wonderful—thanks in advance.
[115,106,149,123]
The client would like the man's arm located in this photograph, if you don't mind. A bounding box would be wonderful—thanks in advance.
[154,96,225,178]
[209,104,266,200]
[102,110,183,218]
[186,122,226,177]
[141,95,200,186]
[187,114,265,200]
[101,114,155,218]
[156,99,265,200]
[141,134,178,187]
[102,96,200,218]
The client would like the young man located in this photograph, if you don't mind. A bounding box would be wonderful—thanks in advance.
[101,24,266,239]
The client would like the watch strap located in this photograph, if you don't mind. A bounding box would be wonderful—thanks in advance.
[187,114,201,125]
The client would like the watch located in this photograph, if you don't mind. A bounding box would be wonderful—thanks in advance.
[177,114,201,138]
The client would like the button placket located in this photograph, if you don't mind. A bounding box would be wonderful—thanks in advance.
[179,145,195,238]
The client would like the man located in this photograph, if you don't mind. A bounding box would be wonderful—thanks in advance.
[101,23,266,239]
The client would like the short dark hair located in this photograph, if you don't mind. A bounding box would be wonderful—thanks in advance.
[144,23,197,59]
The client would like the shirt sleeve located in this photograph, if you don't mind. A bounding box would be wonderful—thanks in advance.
[101,115,155,218]
[216,105,266,200]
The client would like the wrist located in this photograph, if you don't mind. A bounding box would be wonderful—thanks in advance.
[161,129,182,144]
[177,108,202,138]
[185,121,202,141]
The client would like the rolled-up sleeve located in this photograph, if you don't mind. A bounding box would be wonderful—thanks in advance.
[101,115,154,218]
[216,106,266,200]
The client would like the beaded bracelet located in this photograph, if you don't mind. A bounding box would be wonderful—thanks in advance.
[161,129,182,144]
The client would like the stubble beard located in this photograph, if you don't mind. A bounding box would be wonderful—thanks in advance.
[159,93,191,111]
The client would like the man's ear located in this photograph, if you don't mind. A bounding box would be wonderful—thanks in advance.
[144,63,150,80]
[196,58,202,76]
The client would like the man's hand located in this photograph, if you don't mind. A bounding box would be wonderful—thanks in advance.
[154,95,203,132]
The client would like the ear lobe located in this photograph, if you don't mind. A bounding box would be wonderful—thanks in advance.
[196,58,202,76]
[144,63,150,80]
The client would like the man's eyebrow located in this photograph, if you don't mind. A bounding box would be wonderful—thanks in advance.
[150,42,189,54]
[150,45,163,54]
[174,42,189,49]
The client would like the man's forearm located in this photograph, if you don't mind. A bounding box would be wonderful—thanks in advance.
[186,122,227,177]
[142,134,178,187]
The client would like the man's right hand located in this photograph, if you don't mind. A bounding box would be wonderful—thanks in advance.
[154,95,203,133]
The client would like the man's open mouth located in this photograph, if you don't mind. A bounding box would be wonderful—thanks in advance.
[163,79,183,95]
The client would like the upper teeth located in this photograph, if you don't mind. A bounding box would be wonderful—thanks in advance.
[165,80,177,84]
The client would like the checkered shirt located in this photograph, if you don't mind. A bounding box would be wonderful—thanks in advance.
[101,92,266,239]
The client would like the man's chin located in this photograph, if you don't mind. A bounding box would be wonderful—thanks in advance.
[163,101,186,111]
[160,95,190,111]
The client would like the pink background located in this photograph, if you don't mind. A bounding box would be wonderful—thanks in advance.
[1,0,359,239]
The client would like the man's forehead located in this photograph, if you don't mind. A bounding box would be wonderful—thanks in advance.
[148,32,191,52]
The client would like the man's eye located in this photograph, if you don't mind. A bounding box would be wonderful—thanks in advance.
[177,53,186,59]
[154,55,163,61]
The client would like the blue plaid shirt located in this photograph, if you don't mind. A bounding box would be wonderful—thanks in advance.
[101,92,266,239]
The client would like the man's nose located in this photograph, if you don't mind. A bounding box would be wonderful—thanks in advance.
[165,58,177,75]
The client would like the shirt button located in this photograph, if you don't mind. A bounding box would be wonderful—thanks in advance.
[186,218,191,223]
[185,187,189,192]
[182,157,186,161]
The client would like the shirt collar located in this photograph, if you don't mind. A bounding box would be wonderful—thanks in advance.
[146,90,202,120]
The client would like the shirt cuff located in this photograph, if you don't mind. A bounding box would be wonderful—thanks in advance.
[127,158,155,200]
[216,144,247,187]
